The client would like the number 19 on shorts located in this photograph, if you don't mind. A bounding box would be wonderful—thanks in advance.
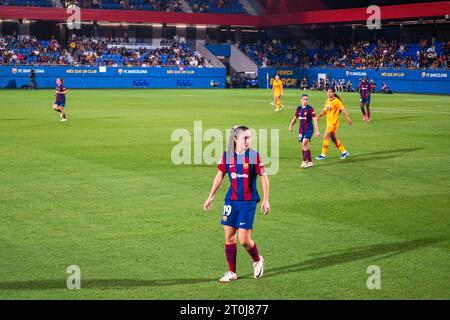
[223,205,232,222]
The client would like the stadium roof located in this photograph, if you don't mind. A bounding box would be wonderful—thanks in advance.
[0,1,448,27]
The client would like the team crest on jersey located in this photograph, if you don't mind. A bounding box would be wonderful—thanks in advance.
[243,163,249,169]
[223,216,228,222]
[304,111,307,116]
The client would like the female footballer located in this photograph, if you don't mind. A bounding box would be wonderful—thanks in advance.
[53,78,67,122]
[358,77,372,122]
[315,87,352,160]
[203,126,270,283]
[272,75,283,112]
[289,94,320,168]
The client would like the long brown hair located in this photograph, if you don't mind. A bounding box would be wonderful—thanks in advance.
[226,125,249,164]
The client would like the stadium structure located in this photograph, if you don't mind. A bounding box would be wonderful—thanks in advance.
[0,0,449,93]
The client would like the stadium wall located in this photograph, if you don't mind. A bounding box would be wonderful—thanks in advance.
[0,66,226,89]
[259,68,450,95]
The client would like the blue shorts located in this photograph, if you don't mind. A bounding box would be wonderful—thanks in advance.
[298,130,313,142]
[221,200,257,230]
[54,99,66,107]
[360,96,371,105]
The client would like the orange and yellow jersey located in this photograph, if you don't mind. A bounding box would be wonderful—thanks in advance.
[272,79,283,96]
[323,97,345,128]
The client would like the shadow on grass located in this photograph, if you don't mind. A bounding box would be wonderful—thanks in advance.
[317,147,423,167]
[0,277,217,291]
[376,115,420,122]
[73,116,122,121]
[1,237,442,290]
[261,237,443,279]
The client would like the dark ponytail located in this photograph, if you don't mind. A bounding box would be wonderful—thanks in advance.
[328,86,343,102]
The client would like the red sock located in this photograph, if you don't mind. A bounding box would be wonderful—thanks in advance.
[225,243,237,273]
[307,150,312,162]
[246,243,260,262]
[302,150,306,161]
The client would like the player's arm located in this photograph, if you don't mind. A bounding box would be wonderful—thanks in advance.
[317,110,326,119]
[341,107,352,126]
[55,88,67,95]
[313,116,320,137]
[280,82,283,97]
[288,115,297,131]
[203,170,226,211]
[260,174,270,215]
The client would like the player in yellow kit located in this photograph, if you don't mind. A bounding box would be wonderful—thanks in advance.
[272,75,283,112]
[315,87,352,160]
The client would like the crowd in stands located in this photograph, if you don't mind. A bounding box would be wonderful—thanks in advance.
[0,0,52,7]
[62,0,183,11]
[0,0,249,14]
[188,0,247,14]
[240,39,310,68]
[0,33,212,67]
[304,77,357,92]
[242,39,450,70]
[0,34,72,65]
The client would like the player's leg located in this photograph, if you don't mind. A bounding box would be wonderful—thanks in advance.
[274,95,281,111]
[299,135,306,168]
[237,202,263,279]
[331,132,349,159]
[360,99,367,121]
[60,107,67,121]
[303,139,313,167]
[316,131,331,160]
[238,229,264,279]
[53,103,61,113]
[220,202,239,282]
[220,225,238,282]
[365,98,371,121]
[272,95,277,110]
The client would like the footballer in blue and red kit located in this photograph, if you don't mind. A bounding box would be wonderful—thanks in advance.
[52,78,67,121]
[295,104,316,142]
[289,94,319,168]
[217,149,265,230]
[55,83,66,107]
[204,126,269,282]
[358,77,372,122]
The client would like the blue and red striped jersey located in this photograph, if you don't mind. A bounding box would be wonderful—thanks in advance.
[359,82,372,99]
[295,105,316,133]
[56,84,65,101]
[217,149,265,202]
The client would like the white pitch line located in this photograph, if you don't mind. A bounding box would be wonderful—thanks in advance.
[264,102,450,115]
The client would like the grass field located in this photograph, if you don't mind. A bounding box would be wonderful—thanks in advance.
[0,88,449,299]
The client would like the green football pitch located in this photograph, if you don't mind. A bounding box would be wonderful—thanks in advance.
[0,88,449,299]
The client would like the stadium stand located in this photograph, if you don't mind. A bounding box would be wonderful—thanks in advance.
[0,0,249,13]
[187,0,247,14]
[241,39,449,69]
[0,34,213,67]
[0,0,53,7]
